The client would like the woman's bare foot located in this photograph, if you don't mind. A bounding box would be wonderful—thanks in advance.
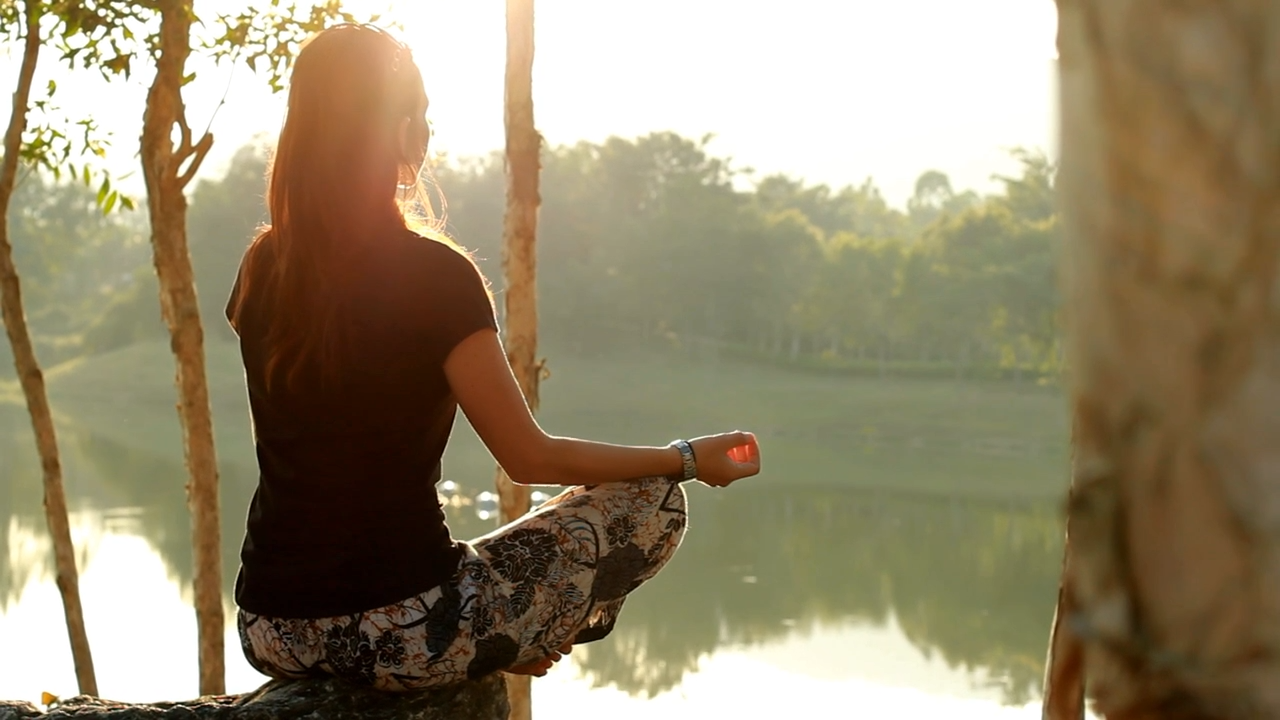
[506,642,574,677]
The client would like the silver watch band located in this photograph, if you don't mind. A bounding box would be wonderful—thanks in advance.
[671,439,697,481]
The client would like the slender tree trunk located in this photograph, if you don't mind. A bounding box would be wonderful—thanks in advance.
[1057,1,1280,717]
[498,0,540,717]
[140,0,224,696]
[0,0,98,696]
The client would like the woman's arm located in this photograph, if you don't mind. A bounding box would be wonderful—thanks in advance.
[443,328,758,487]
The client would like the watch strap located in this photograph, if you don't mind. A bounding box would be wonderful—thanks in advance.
[671,439,697,481]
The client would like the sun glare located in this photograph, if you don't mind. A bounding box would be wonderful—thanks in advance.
[361,0,1058,203]
[0,0,1058,208]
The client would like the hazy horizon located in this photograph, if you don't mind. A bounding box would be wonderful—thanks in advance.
[0,0,1058,208]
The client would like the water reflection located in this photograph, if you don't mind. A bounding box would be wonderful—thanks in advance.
[0,409,1061,705]
[543,490,1061,705]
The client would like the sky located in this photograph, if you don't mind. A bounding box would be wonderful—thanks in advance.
[2,0,1059,209]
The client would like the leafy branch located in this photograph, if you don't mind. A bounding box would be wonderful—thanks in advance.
[208,0,383,92]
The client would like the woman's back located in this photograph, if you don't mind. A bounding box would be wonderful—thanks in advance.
[227,229,496,618]
[231,22,759,690]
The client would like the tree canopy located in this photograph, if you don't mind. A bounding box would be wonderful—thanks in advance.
[3,132,1059,386]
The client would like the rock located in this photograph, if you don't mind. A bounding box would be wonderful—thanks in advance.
[0,674,509,720]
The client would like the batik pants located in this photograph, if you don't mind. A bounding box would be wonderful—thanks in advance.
[237,477,688,690]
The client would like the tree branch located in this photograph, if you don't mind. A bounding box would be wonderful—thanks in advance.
[176,131,212,188]
[0,0,42,209]
[176,113,193,161]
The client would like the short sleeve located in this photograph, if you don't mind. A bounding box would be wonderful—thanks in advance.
[225,268,242,327]
[225,242,266,337]
[422,243,498,359]
[225,253,249,336]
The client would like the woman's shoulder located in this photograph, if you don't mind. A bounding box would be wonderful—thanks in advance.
[386,229,482,272]
[383,230,496,333]
[381,229,493,299]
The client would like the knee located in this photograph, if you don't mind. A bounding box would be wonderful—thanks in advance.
[666,479,688,515]
[615,477,687,515]
[656,478,687,520]
[568,478,689,540]
[631,478,687,540]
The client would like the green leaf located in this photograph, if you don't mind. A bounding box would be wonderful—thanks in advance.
[120,195,136,211]
[103,191,118,215]
[97,176,110,205]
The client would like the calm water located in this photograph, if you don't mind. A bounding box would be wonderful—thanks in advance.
[0,402,1066,718]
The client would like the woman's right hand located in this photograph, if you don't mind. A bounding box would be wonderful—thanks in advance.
[689,431,761,488]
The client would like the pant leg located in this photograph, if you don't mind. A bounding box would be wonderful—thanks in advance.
[238,477,688,691]
[467,476,689,662]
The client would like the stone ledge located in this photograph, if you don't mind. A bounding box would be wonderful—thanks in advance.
[0,674,509,720]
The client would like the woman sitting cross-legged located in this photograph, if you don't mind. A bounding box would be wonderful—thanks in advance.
[226,23,762,691]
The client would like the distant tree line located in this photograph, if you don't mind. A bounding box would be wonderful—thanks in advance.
[2,132,1060,383]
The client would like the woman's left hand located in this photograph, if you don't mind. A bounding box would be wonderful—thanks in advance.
[689,431,761,488]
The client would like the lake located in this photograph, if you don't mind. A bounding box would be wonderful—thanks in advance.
[0,351,1073,718]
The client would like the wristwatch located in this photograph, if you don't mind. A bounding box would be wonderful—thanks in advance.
[670,439,698,481]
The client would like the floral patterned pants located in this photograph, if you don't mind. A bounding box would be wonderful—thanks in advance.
[238,477,688,691]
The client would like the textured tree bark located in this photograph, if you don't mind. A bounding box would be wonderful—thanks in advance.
[1042,550,1086,720]
[0,0,98,697]
[1043,423,1085,720]
[139,0,224,697]
[1057,1,1280,717]
[498,0,541,717]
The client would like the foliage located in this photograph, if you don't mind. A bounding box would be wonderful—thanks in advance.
[0,0,375,364]
[209,0,382,92]
[4,134,1061,383]
[436,134,1062,381]
[1,2,145,214]
[1,0,379,215]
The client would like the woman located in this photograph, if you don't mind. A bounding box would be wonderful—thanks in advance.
[227,24,761,691]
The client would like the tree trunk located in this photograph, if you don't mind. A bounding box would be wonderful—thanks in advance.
[140,0,224,696]
[1057,1,1280,717]
[1042,420,1085,720]
[498,0,540,717]
[0,0,98,697]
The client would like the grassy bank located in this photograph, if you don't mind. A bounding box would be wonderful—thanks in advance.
[1,339,1072,500]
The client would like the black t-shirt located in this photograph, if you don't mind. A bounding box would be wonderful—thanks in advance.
[226,229,497,619]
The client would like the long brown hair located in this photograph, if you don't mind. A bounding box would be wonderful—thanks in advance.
[229,24,447,391]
